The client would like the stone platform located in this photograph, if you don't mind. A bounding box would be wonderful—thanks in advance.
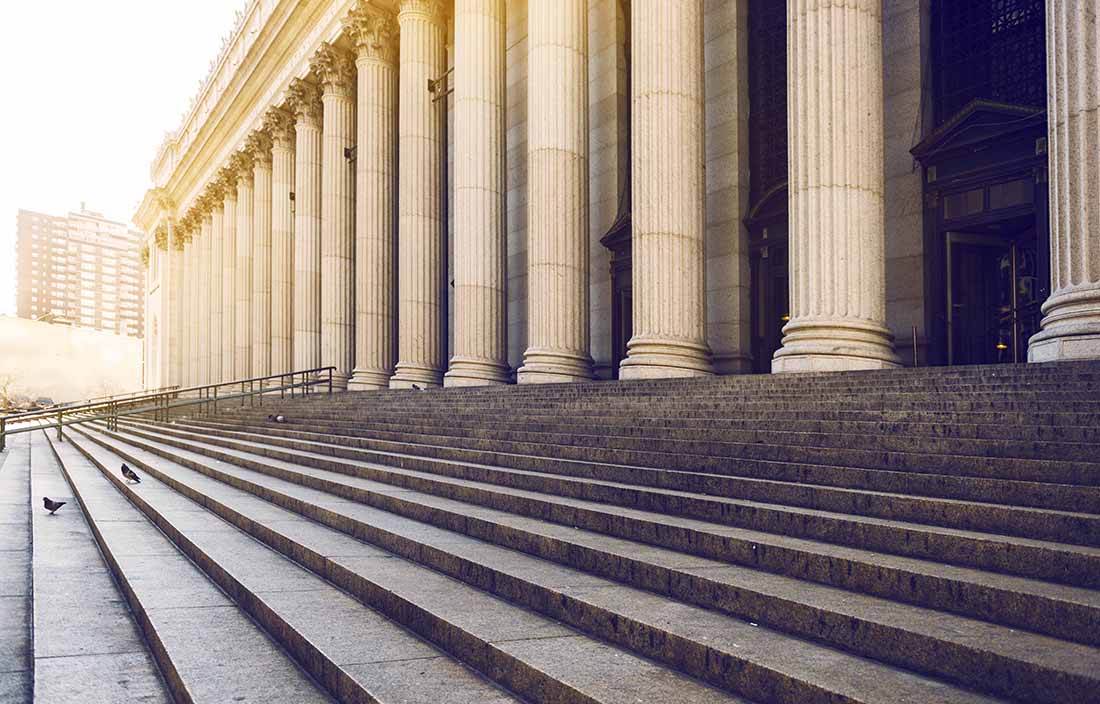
[2,361,1100,703]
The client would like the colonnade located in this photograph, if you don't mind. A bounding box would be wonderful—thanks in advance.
[154,0,1100,392]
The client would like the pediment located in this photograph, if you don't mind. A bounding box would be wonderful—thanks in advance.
[911,100,1044,166]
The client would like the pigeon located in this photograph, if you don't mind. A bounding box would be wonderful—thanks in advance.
[273,414,287,423]
[411,384,427,392]
[42,497,66,514]
[121,464,141,484]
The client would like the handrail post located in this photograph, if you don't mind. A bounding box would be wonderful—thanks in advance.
[1,416,6,452]
[328,368,333,395]
[213,386,218,415]
[56,410,63,442]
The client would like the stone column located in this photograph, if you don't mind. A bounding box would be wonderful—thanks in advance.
[1029,1,1100,362]
[234,153,255,379]
[518,0,593,384]
[287,78,323,374]
[249,132,274,378]
[773,0,899,372]
[444,0,509,386]
[620,0,713,379]
[181,235,193,387]
[206,205,223,385]
[265,108,296,376]
[345,4,399,390]
[391,0,448,388]
[166,221,184,387]
[314,43,357,390]
[220,171,239,381]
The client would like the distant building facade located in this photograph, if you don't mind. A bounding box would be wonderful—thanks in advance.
[15,206,145,339]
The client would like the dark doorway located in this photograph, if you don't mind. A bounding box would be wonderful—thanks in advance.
[744,0,789,373]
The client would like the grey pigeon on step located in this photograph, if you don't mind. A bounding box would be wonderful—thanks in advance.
[42,497,65,514]
[412,384,427,392]
[267,414,287,423]
[121,464,141,483]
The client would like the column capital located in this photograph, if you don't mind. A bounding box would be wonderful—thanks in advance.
[216,165,239,196]
[311,43,355,97]
[246,130,274,167]
[231,150,255,184]
[398,0,447,24]
[344,2,398,64]
[262,107,295,146]
[285,77,323,125]
[153,223,169,251]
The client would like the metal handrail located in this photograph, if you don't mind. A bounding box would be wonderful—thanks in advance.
[0,366,335,451]
[0,383,184,421]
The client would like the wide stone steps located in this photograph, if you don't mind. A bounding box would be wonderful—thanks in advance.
[87,418,1100,702]
[0,437,32,703]
[138,419,1100,554]
[74,423,1037,704]
[67,426,752,704]
[208,408,1100,482]
[43,431,335,704]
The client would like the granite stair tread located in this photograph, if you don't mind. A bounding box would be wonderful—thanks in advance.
[72,425,1039,704]
[42,431,334,704]
[81,423,1100,704]
[0,436,32,703]
[68,427,755,704]
[58,429,530,704]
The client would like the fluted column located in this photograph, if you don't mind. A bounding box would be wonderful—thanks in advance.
[346,4,399,390]
[314,43,357,390]
[167,222,184,387]
[249,132,274,378]
[234,153,255,379]
[773,0,899,373]
[1030,1,1100,362]
[518,0,593,384]
[287,78,323,374]
[391,0,447,388]
[220,172,239,381]
[266,108,296,375]
[206,207,223,385]
[619,0,713,379]
[181,236,193,387]
[444,0,509,386]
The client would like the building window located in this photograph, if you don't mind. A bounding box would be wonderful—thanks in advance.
[748,0,787,205]
[932,0,1046,125]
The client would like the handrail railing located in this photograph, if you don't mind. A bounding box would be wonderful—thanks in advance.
[1,383,184,421]
[0,366,335,451]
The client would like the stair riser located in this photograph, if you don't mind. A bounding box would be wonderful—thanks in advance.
[74,430,840,704]
[107,421,1100,593]
[165,419,1100,544]
[86,428,1095,703]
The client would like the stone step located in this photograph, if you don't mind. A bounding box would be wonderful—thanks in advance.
[223,407,1099,464]
[42,432,335,704]
[210,409,1100,489]
[110,419,1100,586]
[177,416,1100,518]
[101,418,1100,611]
[29,432,171,704]
[76,425,1037,704]
[0,437,32,703]
[168,417,1100,527]
[68,427,754,704]
[98,422,1100,657]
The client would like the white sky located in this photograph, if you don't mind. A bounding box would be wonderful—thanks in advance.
[0,1,246,315]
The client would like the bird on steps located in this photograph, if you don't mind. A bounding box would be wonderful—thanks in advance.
[121,464,141,484]
[42,497,66,514]
[411,384,428,392]
[267,414,287,423]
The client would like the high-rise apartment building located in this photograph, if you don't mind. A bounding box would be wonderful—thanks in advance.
[15,206,144,338]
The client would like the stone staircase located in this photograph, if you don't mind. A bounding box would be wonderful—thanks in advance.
[2,361,1099,703]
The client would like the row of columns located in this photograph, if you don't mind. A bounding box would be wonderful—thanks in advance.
[162,0,1100,391]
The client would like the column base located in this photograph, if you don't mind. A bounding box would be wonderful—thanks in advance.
[348,368,393,390]
[329,372,350,391]
[517,347,592,385]
[772,318,900,373]
[389,362,444,389]
[444,356,511,387]
[618,336,714,380]
[1027,288,1100,362]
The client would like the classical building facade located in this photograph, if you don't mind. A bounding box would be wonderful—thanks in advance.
[16,206,144,338]
[135,0,1100,390]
